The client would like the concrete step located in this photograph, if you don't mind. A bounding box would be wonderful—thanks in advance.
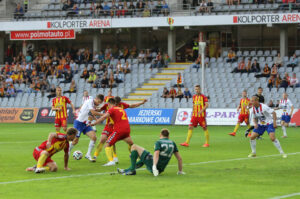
[122,99,146,104]
[136,88,159,91]
[129,93,153,96]
[134,90,156,94]
[127,95,149,99]
[148,80,171,84]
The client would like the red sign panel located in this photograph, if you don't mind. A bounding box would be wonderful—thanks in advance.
[10,29,75,40]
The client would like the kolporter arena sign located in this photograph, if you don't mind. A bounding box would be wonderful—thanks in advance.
[125,108,175,125]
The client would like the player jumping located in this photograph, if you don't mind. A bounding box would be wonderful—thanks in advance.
[92,98,134,166]
[26,127,77,173]
[276,93,294,138]
[51,86,75,132]
[248,96,287,158]
[118,128,185,176]
[70,94,104,161]
[180,85,210,147]
[229,90,251,137]
[92,96,147,164]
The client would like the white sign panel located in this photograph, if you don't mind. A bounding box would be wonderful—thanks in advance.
[0,13,300,31]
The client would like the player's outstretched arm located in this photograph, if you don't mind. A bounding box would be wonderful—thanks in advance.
[64,151,70,170]
[70,102,76,113]
[92,112,110,126]
[272,111,277,128]
[290,105,294,116]
[174,152,185,175]
[46,133,58,148]
[152,150,160,177]
[129,99,148,108]
[90,109,104,117]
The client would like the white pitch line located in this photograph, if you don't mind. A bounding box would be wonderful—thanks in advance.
[1,151,300,185]
[270,192,300,199]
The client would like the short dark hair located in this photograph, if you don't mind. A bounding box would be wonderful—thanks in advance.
[108,98,116,105]
[258,87,263,90]
[161,129,170,137]
[96,94,104,101]
[252,95,259,101]
[67,127,77,136]
[115,96,121,104]
[195,85,201,89]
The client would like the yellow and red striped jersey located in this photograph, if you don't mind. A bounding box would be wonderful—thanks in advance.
[239,98,250,114]
[192,94,208,117]
[38,133,69,156]
[52,96,71,119]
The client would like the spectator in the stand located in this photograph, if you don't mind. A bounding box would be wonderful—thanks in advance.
[284,72,290,84]
[128,1,136,16]
[275,74,282,89]
[96,2,103,16]
[176,87,184,101]
[169,86,177,100]
[255,64,270,78]
[0,84,5,98]
[231,58,245,73]
[163,53,170,67]
[87,71,97,84]
[267,75,275,91]
[226,50,236,63]
[63,80,77,94]
[290,72,300,88]
[138,50,146,63]
[6,84,16,98]
[192,55,201,70]
[67,4,79,16]
[101,74,109,88]
[114,70,124,83]
[270,64,278,77]
[14,3,24,19]
[175,73,184,87]
[274,53,283,68]
[70,60,78,73]
[60,69,73,84]
[103,2,110,16]
[268,100,275,108]
[245,58,252,73]
[109,72,116,88]
[155,0,163,14]
[136,1,144,16]
[206,0,213,13]
[62,0,73,10]
[124,61,131,74]
[151,52,163,69]
[91,2,97,16]
[198,0,207,13]
[161,87,169,98]
[149,1,156,12]
[116,60,122,72]
[251,59,260,72]
[80,67,89,80]
[116,1,124,17]
[130,46,138,58]
[280,76,289,90]
[161,0,169,16]
[184,87,192,101]
[143,6,151,17]
[287,53,298,71]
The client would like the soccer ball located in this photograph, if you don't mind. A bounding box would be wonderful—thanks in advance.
[73,150,83,160]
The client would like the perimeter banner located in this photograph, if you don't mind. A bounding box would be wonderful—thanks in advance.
[10,30,75,40]
[0,108,38,123]
[36,107,80,123]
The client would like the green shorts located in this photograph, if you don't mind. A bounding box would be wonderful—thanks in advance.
[140,150,153,173]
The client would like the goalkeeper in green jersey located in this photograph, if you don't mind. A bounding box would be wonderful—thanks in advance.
[118,128,185,176]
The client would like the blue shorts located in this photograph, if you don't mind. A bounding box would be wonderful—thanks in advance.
[74,120,94,138]
[253,124,275,136]
[281,115,291,123]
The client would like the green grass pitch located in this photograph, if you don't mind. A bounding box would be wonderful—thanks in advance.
[0,123,300,199]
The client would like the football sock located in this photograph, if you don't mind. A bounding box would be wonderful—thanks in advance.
[105,146,114,162]
[282,126,287,137]
[250,139,256,154]
[94,142,104,157]
[86,140,95,157]
[127,150,138,171]
[128,144,132,153]
[37,154,48,168]
[233,123,240,133]
[273,139,284,154]
[247,126,254,132]
[185,129,193,144]
[112,145,117,158]
[247,124,252,132]
[44,166,50,171]
[204,130,209,144]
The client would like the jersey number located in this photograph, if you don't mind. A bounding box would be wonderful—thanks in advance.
[160,144,174,158]
[119,109,127,120]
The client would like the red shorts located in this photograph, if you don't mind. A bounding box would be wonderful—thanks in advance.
[238,114,249,124]
[33,148,53,166]
[189,116,207,128]
[102,124,114,136]
[106,129,130,146]
[55,118,67,128]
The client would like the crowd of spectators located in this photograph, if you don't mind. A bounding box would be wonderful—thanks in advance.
[197,0,214,13]
[1,44,167,98]
[161,86,192,102]
[267,72,300,91]
[62,0,170,17]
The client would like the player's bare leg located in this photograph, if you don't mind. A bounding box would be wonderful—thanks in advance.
[47,162,58,172]
[202,126,210,147]
[85,131,97,162]
[248,132,259,157]
[281,121,288,138]
[269,132,286,158]
[180,126,194,147]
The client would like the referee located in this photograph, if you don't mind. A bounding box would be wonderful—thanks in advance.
[245,87,265,136]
